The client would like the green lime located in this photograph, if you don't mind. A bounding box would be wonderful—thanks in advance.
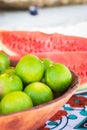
[0,52,10,73]
[45,63,72,93]
[41,58,53,70]
[0,91,33,114]
[2,67,15,75]
[24,82,53,106]
[15,54,44,84]
[0,73,23,99]
[41,58,53,83]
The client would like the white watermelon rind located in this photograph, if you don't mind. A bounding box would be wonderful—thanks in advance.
[75,83,87,94]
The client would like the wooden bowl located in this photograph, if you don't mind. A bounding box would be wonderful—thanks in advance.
[0,61,80,130]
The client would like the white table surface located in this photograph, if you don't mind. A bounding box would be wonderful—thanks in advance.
[0,4,87,38]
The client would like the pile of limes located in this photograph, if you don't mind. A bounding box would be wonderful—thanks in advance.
[0,52,72,114]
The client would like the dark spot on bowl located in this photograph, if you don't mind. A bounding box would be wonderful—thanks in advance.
[6,118,22,130]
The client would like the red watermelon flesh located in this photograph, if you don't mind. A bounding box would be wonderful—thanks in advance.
[0,31,87,57]
[0,31,52,56]
[52,33,87,51]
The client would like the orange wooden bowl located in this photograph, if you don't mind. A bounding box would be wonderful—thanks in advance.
[0,60,80,130]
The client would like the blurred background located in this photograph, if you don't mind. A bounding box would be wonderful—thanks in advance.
[0,0,87,37]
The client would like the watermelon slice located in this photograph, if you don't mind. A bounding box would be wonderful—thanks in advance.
[0,31,87,56]
[0,31,87,92]
[0,31,52,56]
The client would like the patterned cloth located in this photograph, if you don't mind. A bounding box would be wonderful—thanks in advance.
[39,93,87,130]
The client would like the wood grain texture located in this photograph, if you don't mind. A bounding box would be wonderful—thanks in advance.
[0,61,80,130]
